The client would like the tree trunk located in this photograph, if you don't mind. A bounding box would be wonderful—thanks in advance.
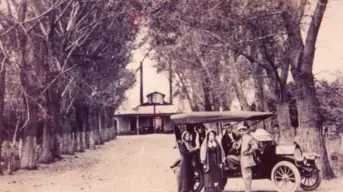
[212,62,221,111]
[88,108,96,149]
[202,75,213,111]
[67,133,74,154]
[295,72,335,179]
[70,113,77,153]
[75,103,84,152]
[20,95,39,170]
[0,56,6,175]
[61,114,74,155]
[98,111,104,145]
[102,110,108,142]
[104,107,113,141]
[106,107,112,141]
[233,79,250,111]
[175,71,198,111]
[108,107,115,140]
[221,91,231,111]
[17,0,37,170]
[39,81,60,163]
[276,102,295,144]
[82,105,89,149]
[287,0,334,179]
[93,109,100,145]
[38,121,53,163]
[252,64,267,129]
[61,132,73,155]
[81,127,87,150]
[20,122,38,170]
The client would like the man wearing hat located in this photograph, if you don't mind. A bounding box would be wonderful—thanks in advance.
[238,125,258,192]
[221,122,240,157]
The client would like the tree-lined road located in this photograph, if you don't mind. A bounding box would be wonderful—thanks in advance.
[0,135,342,192]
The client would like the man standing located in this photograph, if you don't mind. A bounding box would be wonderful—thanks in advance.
[238,126,258,192]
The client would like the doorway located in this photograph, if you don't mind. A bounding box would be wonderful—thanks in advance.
[130,118,137,134]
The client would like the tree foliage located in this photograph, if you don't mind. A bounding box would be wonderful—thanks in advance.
[0,0,140,173]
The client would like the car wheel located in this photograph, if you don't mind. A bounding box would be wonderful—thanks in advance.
[193,167,204,192]
[271,161,301,192]
[300,167,321,191]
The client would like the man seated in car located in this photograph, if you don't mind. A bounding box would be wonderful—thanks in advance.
[221,122,240,157]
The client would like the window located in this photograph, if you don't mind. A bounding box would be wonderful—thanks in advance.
[148,96,152,104]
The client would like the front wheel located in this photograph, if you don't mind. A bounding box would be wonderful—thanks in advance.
[300,167,321,191]
[271,161,301,192]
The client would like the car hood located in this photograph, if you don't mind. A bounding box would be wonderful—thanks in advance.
[251,128,273,141]
[275,144,297,155]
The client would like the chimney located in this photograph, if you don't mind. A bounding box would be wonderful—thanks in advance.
[140,62,144,104]
[169,62,173,104]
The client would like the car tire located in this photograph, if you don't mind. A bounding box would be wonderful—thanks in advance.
[271,161,301,192]
[193,167,204,192]
[173,165,203,192]
[300,168,322,191]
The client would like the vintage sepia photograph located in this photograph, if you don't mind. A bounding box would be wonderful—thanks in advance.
[0,0,342,192]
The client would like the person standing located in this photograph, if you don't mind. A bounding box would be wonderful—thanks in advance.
[178,131,199,192]
[238,126,258,192]
[200,129,226,192]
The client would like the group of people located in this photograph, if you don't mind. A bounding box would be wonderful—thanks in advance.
[175,123,259,192]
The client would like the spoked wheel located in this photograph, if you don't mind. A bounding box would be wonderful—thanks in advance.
[271,161,301,192]
[193,168,204,192]
[300,167,321,191]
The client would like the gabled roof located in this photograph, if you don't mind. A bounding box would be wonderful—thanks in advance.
[146,91,165,97]
[139,101,171,106]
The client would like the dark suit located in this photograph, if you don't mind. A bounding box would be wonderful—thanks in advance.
[221,131,240,156]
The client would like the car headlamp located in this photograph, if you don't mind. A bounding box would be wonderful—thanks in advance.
[294,147,303,161]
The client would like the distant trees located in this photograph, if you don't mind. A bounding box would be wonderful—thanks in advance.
[316,74,343,135]
[0,0,139,174]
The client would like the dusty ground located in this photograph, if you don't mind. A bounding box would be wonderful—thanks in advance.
[0,134,342,192]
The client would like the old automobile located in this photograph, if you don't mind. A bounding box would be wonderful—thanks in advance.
[170,111,321,192]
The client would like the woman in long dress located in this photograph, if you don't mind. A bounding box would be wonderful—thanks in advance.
[178,131,199,192]
[200,129,226,192]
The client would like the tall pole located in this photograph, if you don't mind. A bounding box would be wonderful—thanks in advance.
[140,62,143,104]
[169,62,173,104]
[153,104,156,133]
[138,48,152,105]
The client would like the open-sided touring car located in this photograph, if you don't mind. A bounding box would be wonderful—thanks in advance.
[170,111,321,192]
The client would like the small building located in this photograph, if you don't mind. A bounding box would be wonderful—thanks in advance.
[114,92,180,135]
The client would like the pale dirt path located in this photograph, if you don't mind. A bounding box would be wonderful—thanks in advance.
[0,134,342,192]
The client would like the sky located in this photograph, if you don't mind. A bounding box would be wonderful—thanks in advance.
[119,0,343,111]
[313,0,343,80]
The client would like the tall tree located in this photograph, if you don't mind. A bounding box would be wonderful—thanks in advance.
[283,0,334,179]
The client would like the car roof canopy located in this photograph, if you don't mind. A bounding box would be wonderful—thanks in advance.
[170,111,274,124]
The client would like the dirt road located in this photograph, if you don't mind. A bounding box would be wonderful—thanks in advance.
[0,135,342,192]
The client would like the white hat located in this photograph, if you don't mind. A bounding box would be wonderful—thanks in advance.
[237,126,248,131]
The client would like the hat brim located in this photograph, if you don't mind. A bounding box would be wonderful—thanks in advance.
[223,126,233,129]
[237,126,248,131]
